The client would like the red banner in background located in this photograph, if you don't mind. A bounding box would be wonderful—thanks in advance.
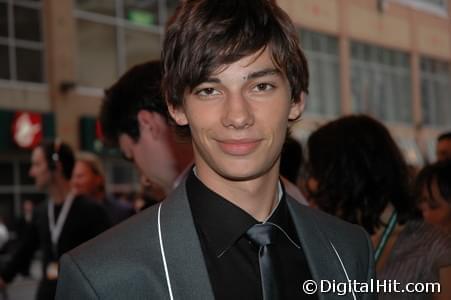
[11,112,43,149]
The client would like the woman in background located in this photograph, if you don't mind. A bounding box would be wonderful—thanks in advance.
[416,160,451,234]
[306,115,451,300]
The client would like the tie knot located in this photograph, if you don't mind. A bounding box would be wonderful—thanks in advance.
[246,223,280,247]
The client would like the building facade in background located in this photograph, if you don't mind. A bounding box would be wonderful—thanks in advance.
[0,0,450,225]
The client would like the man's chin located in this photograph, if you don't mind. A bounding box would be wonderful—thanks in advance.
[216,167,269,182]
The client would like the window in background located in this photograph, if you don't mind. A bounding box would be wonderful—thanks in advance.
[104,158,140,195]
[0,162,14,186]
[75,0,116,17]
[0,2,8,37]
[76,19,118,87]
[125,28,160,70]
[394,0,448,15]
[124,0,159,26]
[299,29,340,117]
[0,0,44,83]
[350,41,412,123]
[75,0,176,88]
[420,57,451,126]
[0,45,10,80]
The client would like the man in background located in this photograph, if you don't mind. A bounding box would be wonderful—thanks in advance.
[0,141,110,300]
[99,61,193,196]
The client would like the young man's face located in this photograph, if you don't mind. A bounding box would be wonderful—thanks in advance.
[170,48,303,182]
[29,147,52,191]
[436,138,451,162]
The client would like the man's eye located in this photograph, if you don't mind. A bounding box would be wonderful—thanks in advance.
[253,83,274,92]
[196,87,220,96]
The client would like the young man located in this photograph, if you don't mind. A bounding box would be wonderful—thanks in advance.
[99,61,193,195]
[0,141,110,300]
[436,131,451,162]
[56,1,375,299]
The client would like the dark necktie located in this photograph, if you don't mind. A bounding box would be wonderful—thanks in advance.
[246,222,282,300]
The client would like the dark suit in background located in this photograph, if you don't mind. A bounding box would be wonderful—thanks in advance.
[1,195,110,300]
[102,195,134,225]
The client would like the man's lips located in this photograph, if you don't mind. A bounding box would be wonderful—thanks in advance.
[216,139,262,156]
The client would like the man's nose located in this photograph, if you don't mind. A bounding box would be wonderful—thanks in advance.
[221,92,255,129]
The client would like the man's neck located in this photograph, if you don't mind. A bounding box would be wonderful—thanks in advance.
[168,130,194,174]
[48,180,71,205]
[195,166,280,222]
[152,130,191,195]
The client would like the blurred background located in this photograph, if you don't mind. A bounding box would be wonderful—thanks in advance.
[0,0,450,298]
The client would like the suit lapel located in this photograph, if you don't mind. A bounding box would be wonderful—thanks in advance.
[159,182,215,300]
[158,182,354,299]
[286,197,352,300]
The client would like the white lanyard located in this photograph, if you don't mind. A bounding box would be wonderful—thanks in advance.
[48,193,75,250]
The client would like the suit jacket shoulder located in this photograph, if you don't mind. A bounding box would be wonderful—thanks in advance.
[287,197,375,298]
[57,204,167,299]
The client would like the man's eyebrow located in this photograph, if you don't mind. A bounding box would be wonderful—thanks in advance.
[246,68,281,80]
[200,68,281,84]
[202,77,221,84]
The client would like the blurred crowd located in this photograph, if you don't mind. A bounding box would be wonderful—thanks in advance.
[0,59,449,300]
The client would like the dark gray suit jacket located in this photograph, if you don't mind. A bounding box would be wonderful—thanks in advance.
[56,181,375,300]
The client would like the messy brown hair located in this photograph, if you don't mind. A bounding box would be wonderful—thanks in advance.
[162,0,309,135]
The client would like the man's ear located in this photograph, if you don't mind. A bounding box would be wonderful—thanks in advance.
[137,110,161,139]
[167,102,188,126]
[288,92,305,121]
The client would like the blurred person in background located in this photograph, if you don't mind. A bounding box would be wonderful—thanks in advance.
[9,200,35,277]
[280,136,308,204]
[306,115,451,300]
[436,131,451,162]
[21,200,34,226]
[0,218,9,252]
[72,152,134,224]
[416,160,451,234]
[99,60,193,196]
[0,140,110,300]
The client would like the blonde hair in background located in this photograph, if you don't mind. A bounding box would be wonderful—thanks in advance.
[76,152,106,192]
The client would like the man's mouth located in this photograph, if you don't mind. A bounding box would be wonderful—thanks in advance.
[216,139,263,156]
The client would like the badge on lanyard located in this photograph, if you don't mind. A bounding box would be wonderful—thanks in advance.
[46,261,59,280]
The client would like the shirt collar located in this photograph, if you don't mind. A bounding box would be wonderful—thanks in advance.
[192,166,284,221]
[187,169,299,257]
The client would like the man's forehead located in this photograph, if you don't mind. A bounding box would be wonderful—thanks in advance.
[205,50,282,81]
